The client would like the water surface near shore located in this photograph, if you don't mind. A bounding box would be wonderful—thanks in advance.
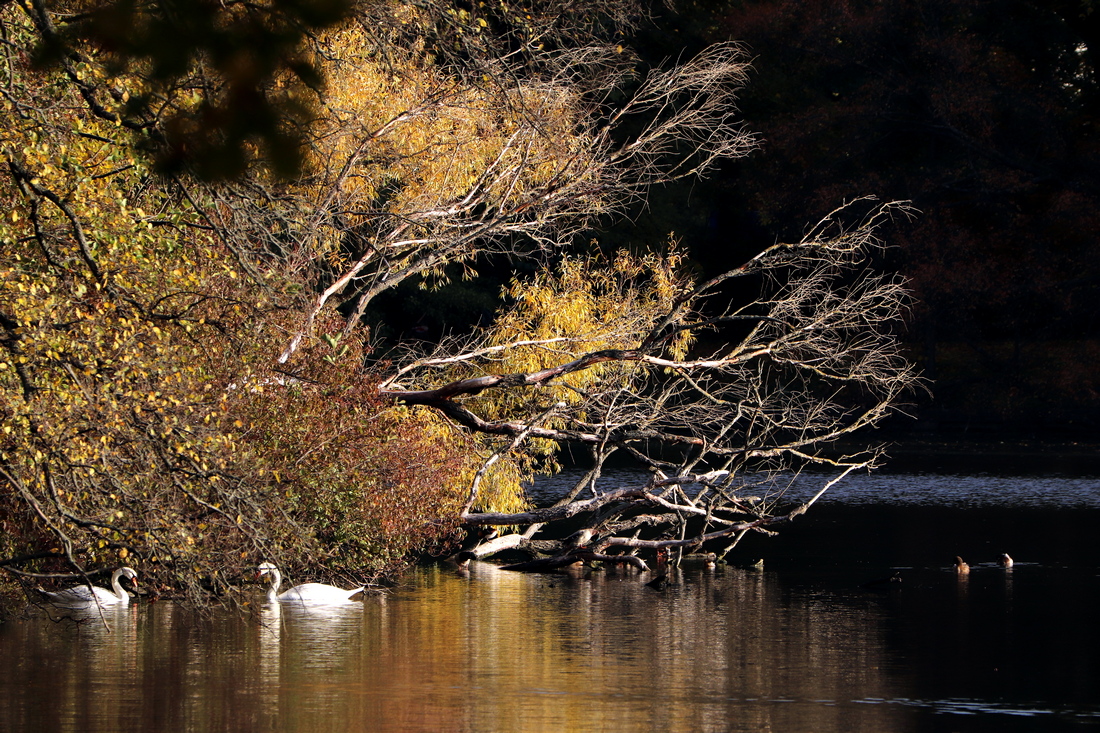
[1,464,1098,732]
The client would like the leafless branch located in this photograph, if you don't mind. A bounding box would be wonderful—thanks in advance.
[389,200,920,568]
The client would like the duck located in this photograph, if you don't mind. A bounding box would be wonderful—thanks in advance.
[448,550,477,570]
[257,562,365,605]
[1000,553,1014,568]
[861,570,903,589]
[954,556,970,575]
[40,567,137,608]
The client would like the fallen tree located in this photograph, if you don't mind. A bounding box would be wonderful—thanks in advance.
[382,200,922,570]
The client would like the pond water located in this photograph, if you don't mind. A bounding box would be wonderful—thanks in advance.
[2,456,1099,732]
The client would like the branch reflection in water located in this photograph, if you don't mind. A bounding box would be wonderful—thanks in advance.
[367,562,907,733]
[0,563,908,732]
[2,464,1100,731]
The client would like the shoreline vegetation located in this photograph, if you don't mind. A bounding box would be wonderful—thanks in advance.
[5,0,1096,615]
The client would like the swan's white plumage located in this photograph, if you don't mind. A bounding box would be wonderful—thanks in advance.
[41,567,137,608]
[257,562,364,605]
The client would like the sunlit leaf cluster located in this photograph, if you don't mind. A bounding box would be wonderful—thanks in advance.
[0,6,493,607]
[476,249,693,421]
[284,19,604,284]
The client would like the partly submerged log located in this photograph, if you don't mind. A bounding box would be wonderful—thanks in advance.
[501,550,649,573]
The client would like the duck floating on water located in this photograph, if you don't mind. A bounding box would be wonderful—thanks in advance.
[861,570,903,589]
[954,556,970,575]
[448,550,477,570]
[1000,553,1014,568]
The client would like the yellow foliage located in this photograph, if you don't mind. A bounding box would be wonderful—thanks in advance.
[289,18,597,269]
[450,249,694,439]
[0,6,488,596]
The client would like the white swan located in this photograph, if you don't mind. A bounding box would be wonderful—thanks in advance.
[257,562,365,605]
[40,567,137,608]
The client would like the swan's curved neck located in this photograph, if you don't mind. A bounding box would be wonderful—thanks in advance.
[109,569,128,602]
[265,568,282,603]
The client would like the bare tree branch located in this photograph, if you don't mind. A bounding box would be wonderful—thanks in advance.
[393,200,920,569]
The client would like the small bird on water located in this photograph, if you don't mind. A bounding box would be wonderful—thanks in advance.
[861,570,903,589]
[1000,553,1014,568]
[955,556,970,575]
[449,551,477,570]
[645,573,669,591]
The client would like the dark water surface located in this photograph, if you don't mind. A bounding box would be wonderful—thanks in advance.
[2,460,1099,732]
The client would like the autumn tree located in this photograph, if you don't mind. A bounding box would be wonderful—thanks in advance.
[0,2,493,608]
[0,0,919,608]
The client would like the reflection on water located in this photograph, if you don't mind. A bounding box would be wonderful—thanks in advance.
[1,604,140,732]
[0,568,913,733]
[810,472,1100,508]
[260,602,368,731]
[1,469,1099,732]
[379,563,909,733]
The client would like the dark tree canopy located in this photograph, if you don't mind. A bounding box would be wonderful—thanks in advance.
[633,0,1100,429]
[25,0,356,178]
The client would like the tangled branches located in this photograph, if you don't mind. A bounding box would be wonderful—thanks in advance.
[382,200,921,567]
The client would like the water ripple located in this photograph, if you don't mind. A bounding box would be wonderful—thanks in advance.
[527,468,1100,508]
[855,696,1100,719]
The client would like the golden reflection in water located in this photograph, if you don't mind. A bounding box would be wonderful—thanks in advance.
[1,603,140,732]
[357,563,912,733]
[259,603,282,726]
[64,604,140,731]
[0,566,913,733]
[272,601,367,730]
